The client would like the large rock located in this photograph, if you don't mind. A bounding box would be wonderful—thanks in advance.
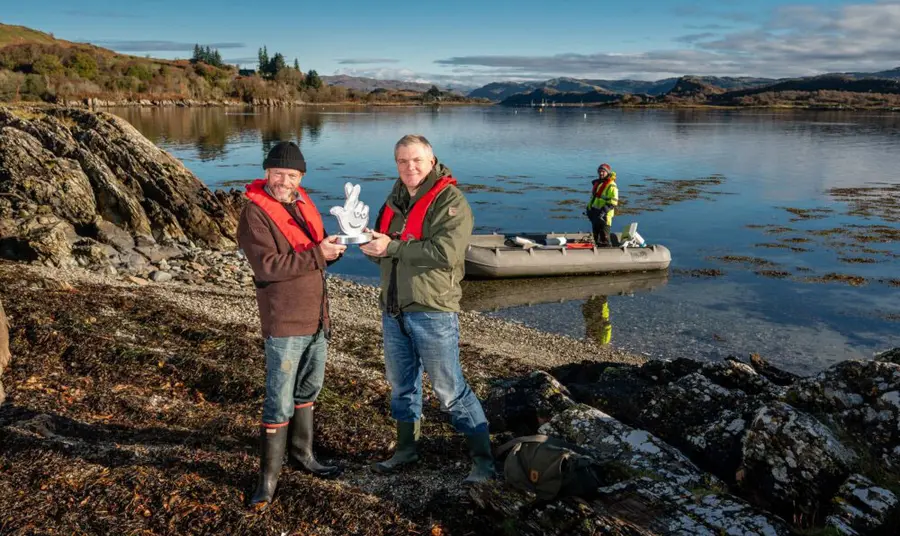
[739,401,858,519]
[552,359,785,483]
[1,297,9,404]
[469,481,656,536]
[483,370,577,435]
[786,359,900,470]
[636,371,763,481]
[825,474,899,535]
[0,215,78,267]
[0,105,238,264]
[876,348,900,366]
[550,358,704,425]
[537,405,792,535]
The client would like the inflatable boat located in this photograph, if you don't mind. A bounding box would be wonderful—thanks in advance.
[465,229,671,279]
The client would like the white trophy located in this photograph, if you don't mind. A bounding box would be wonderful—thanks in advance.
[329,182,372,245]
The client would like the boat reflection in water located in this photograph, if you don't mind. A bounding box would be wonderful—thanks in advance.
[460,270,669,346]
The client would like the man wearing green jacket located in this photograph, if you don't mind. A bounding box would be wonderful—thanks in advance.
[361,134,494,484]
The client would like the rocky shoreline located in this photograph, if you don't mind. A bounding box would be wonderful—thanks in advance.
[1,260,897,535]
[2,104,899,534]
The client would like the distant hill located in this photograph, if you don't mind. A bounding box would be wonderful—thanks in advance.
[844,67,900,80]
[496,73,900,109]
[471,75,775,101]
[666,77,726,98]
[542,77,607,93]
[322,75,439,93]
[320,75,478,96]
[500,87,621,106]
[709,75,900,104]
[467,81,541,101]
[647,74,900,108]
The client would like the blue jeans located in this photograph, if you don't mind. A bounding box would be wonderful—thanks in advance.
[262,331,327,426]
[382,312,489,435]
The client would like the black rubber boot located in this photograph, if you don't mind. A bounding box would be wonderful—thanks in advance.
[463,432,495,484]
[371,420,420,473]
[288,405,341,478]
[249,425,288,511]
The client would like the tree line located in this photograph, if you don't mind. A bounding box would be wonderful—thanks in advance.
[255,46,321,89]
[0,41,481,106]
[190,45,224,68]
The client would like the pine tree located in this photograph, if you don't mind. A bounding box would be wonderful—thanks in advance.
[305,69,322,89]
[270,53,286,75]
[191,44,201,64]
[258,46,269,76]
[294,58,300,71]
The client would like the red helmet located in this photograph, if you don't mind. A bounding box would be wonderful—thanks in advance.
[598,163,611,174]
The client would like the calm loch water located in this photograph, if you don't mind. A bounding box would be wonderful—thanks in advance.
[111,106,900,374]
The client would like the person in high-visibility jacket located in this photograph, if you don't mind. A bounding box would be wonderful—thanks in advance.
[586,163,619,247]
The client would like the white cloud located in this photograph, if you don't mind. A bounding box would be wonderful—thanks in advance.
[432,1,900,82]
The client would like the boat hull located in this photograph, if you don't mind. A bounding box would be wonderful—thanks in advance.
[465,233,671,279]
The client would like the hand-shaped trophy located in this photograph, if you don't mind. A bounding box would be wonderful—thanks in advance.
[329,182,372,245]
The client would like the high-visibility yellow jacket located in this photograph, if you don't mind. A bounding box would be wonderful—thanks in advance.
[587,172,618,225]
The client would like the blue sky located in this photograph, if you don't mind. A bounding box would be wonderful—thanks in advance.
[3,0,899,89]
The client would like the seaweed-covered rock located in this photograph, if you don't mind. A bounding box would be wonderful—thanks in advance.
[786,360,900,469]
[740,401,858,518]
[825,474,899,536]
[482,370,576,435]
[539,405,791,535]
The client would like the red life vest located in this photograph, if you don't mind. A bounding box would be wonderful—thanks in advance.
[377,176,457,241]
[244,179,324,253]
[593,177,614,198]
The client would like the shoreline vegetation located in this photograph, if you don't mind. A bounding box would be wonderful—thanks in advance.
[0,24,489,108]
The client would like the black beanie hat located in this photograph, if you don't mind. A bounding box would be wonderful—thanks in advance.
[263,141,306,173]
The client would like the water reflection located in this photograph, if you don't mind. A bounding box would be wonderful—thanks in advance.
[583,295,612,345]
[461,271,668,345]
[112,107,328,162]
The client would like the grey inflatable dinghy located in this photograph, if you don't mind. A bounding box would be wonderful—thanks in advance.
[465,228,671,279]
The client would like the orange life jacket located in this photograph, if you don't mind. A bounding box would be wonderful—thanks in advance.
[244,179,324,252]
[377,177,457,241]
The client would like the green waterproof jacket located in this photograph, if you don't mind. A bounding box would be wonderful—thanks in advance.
[369,162,474,313]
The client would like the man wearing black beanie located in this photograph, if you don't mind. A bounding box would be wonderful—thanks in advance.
[238,141,346,511]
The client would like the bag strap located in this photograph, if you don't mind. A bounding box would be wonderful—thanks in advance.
[495,434,552,458]
[496,434,598,459]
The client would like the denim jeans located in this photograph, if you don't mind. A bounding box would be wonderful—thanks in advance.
[262,331,327,426]
[382,312,489,435]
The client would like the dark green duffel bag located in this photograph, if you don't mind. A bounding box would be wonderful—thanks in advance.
[495,434,603,501]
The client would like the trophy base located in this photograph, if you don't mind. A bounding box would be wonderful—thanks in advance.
[334,232,373,245]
